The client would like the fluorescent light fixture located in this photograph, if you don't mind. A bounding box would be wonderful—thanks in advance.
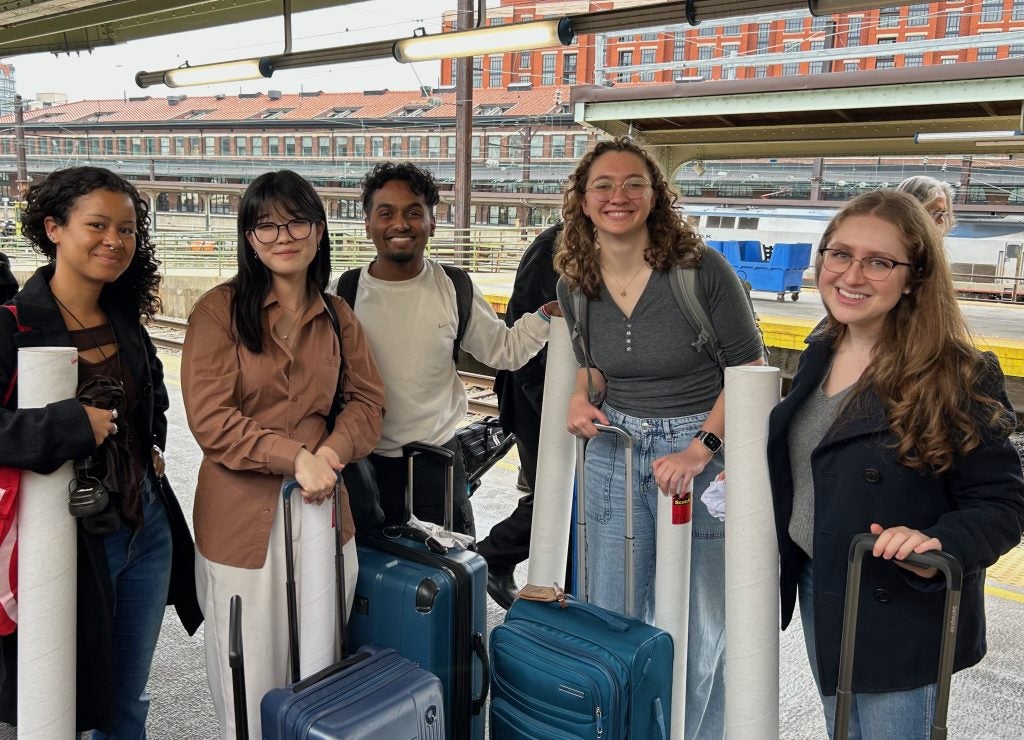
[394,17,573,64]
[810,0,918,16]
[136,58,274,89]
[915,130,1021,143]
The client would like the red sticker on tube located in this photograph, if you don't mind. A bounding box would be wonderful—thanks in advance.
[672,491,692,525]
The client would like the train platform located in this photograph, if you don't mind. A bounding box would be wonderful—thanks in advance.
[0,353,1018,740]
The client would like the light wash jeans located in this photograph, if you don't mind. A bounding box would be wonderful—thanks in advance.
[798,561,937,740]
[584,404,726,740]
[84,475,173,740]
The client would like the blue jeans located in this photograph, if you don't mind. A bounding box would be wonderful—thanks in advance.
[86,476,173,740]
[584,404,725,740]
[797,561,936,740]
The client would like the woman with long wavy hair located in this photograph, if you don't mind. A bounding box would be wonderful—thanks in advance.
[767,190,1024,737]
[182,170,384,738]
[555,138,764,739]
[0,166,202,736]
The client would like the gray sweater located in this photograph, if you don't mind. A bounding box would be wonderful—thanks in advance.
[557,248,764,418]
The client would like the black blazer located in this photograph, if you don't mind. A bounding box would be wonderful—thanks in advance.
[0,265,202,732]
[767,334,1024,696]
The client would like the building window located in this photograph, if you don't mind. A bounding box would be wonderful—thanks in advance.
[371,137,384,157]
[285,137,297,156]
[756,22,770,53]
[698,25,714,37]
[977,46,998,62]
[574,135,589,157]
[619,34,635,42]
[784,17,803,33]
[846,17,862,46]
[904,53,924,67]
[450,59,457,86]
[879,7,901,27]
[353,137,365,157]
[530,136,544,158]
[844,60,860,72]
[389,136,402,157]
[173,137,184,154]
[639,48,656,81]
[1009,44,1024,58]
[542,53,556,85]
[550,135,566,158]
[641,32,658,41]
[981,0,1003,22]
[268,137,280,156]
[519,51,531,69]
[160,137,171,155]
[235,137,246,156]
[318,137,330,157]
[472,58,483,88]
[489,55,502,87]
[944,12,961,37]
[782,62,799,76]
[409,137,421,157]
[809,39,828,74]
[698,45,714,61]
[487,135,501,159]
[472,136,481,159]
[563,53,577,85]
[617,50,633,83]
[723,23,741,35]
[876,55,896,69]
[203,137,213,156]
[755,65,768,78]
[908,3,929,26]
[810,16,830,32]
[673,31,686,61]
[299,137,311,156]
[446,136,456,156]
[1014,0,1024,21]
[428,136,441,157]
[335,137,348,156]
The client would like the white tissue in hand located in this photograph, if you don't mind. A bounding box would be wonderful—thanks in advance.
[701,478,727,521]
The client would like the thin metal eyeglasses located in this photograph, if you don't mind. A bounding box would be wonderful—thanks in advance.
[585,177,651,202]
[249,218,314,244]
[818,248,914,281]
[929,210,949,224]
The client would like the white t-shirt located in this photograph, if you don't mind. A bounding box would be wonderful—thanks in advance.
[350,259,549,456]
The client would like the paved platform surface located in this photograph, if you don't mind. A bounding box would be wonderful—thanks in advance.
[1,350,1022,739]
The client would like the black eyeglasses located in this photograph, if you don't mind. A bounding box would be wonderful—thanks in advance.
[249,218,314,244]
[819,248,914,281]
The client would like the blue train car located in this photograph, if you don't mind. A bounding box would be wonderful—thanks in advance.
[707,240,813,301]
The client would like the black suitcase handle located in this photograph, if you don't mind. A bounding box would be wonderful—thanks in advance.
[228,595,249,740]
[403,441,456,532]
[834,533,963,740]
[573,423,636,615]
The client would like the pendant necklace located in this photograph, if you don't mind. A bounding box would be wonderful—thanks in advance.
[602,262,647,297]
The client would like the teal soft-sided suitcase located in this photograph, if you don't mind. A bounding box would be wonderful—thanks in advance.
[488,424,673,739]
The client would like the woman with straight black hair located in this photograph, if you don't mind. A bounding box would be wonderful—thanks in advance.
[182,170,385,739]
[0,165,202,737]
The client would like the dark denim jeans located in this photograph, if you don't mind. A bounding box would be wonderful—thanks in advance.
[84,476,172,740]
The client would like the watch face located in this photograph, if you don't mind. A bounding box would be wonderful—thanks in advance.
[697,431,723,452]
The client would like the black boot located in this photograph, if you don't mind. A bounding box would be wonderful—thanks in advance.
[486,570,519,610]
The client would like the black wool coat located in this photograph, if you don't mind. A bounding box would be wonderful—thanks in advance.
[0,265,202,732]
[767,334,1024,696]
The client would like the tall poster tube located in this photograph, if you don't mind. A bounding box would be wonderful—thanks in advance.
[17,347,78,738]
[526,318,577,589]
[723,365,781,740]
[655,488,692,740]
[296,490,335,678]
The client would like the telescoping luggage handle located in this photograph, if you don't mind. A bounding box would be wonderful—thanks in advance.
[402,441,456,533]
[574,423,636,617]
[281,477,351,685]
[228,595,250,740]
[834,533,963,740]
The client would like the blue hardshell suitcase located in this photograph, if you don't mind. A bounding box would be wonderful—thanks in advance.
[246,480,447,740]
[489,424,674,739]
[348,442,489,740]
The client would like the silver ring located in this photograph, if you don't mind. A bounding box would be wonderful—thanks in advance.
[111,423,118,435]
[111,409,118,421]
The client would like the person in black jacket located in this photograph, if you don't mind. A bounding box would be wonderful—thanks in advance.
[0,252,16,303]
[478,222,562,608]
[0,167,202,736]
[767,190,1024,737]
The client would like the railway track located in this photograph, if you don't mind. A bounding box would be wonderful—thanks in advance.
[148,315,499,416]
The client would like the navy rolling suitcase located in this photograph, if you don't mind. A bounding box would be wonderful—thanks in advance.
[489,424,674,739]
[834,533,963,740]
[348,442,489,740]
[230,480,446,739]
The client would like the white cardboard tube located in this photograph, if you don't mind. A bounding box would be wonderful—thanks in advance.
[17,347,78,738]
[296,489,336,678]
[655,488,692,740]
[526,318,577,589]
[723,365,781,740]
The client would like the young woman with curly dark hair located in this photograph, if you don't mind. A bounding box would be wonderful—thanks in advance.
[555,138,764,740]
[768,190,1024,737]
[0,166,202,736]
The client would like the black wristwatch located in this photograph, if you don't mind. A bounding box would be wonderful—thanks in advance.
[694,430,723,454]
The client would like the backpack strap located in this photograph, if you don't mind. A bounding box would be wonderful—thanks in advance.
[336,268,361,309]
[670,267,728,372]
[321,295,345,433]
[568,286,603,406]
[1,305,24,407]
[439,263,473,364]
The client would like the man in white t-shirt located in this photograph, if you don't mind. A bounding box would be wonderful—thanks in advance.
[340,162,559,536]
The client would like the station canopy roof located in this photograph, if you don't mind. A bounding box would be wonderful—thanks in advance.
[571,60,1024,173]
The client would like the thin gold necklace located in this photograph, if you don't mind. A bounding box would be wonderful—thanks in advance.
[602,262,648,297]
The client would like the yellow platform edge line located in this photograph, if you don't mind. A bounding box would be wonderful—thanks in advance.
[985,584,1024,604]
